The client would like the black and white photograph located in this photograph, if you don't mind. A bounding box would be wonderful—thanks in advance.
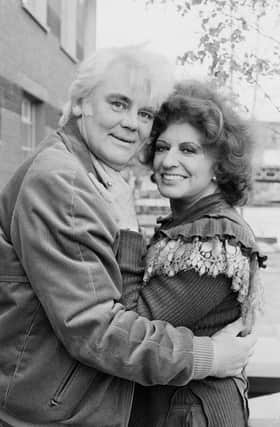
[0,1,279,426]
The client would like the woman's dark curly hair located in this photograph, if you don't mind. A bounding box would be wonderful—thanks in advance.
[143,80,255,206]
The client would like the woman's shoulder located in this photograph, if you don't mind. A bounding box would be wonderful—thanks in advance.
[145,233,251,285]
[154,207,266,267]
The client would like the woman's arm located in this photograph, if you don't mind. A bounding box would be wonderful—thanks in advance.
[136,271,237,327]
[117,230,240,328]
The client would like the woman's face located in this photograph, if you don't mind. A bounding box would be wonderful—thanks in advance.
[80,63,155,171]
[153,122,217,204]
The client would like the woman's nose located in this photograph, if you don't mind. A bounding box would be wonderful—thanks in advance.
[162,149,179,167]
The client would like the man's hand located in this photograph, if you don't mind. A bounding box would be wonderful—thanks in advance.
[210,319,257,377]
[89,156,139,232]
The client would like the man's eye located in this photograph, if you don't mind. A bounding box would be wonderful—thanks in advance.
[138,111,154,122]
[111,101,126,111]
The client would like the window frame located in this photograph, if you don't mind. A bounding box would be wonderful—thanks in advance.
[60,0,79,62]
[21,96,36,154]
[22,0,49,32]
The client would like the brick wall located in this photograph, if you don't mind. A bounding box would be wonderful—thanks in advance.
[0,0,96,189]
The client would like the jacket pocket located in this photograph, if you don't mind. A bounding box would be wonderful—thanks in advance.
[49,361,97,418]
[50,362,80,407]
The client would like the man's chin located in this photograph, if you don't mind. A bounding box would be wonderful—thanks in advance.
[102,158,127,172]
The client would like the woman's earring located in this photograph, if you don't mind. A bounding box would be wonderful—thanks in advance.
[150,173,156,183]
[212,176,217,182]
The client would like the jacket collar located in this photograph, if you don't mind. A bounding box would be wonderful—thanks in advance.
[57,116,97,177]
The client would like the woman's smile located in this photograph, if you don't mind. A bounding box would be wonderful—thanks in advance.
[161,172,188,182]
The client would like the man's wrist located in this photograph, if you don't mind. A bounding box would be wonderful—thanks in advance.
[192,336,214,380]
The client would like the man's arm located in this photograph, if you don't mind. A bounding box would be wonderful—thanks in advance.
[11,154,209,386]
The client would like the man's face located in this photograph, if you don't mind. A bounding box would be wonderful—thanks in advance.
[81,63,156,170]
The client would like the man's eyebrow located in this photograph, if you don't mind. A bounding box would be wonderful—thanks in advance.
[142,106,156,113]
[107,93,130,102]
[106,94,156,113]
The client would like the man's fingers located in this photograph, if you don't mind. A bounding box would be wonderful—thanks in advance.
[241,331,258,348]
[88,172,112,202]
[213,318,244,337]
[91,156,112,188]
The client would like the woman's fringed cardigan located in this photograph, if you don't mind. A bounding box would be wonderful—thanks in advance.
[117,192,266,427]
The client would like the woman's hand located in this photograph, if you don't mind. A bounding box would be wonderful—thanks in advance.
[89,156,139,232]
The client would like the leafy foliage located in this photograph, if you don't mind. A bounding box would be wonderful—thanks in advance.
[145,0,280,112]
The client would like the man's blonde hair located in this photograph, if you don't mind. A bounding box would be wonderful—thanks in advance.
[59,45,175,126]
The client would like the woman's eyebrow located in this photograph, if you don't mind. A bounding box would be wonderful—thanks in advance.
[180,140,200,145]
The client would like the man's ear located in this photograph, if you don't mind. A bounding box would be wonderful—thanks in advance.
[72,104,82,117]
[83,102,93,116]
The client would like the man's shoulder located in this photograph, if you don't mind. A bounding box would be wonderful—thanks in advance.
[33,131,78,172]
[21,134,91,196]
[17,131,89,201]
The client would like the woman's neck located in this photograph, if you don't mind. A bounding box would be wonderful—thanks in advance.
[170,185,218,219]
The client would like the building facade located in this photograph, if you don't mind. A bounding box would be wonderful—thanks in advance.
[0,0,96,189]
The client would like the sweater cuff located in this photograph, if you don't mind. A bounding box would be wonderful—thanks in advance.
[192,336,214,380]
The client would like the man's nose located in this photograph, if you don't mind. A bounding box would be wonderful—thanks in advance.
[121,109,138,130]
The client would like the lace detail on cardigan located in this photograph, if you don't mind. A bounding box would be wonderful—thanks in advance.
[143,236,264,331]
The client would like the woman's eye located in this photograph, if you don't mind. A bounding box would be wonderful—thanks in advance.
[182,148,195,154]
[155,145,168,152]
[181,144,196,154]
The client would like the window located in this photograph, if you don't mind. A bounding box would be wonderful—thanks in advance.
[61,0,78,60]
[21,97,36,155]
[22,0,48,29]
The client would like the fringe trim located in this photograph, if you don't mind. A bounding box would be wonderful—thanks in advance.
[144,236,264,331]
[155,215,267,268]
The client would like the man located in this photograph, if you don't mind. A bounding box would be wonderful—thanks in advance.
[0,45,256,426]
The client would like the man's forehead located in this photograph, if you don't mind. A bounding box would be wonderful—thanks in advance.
[107,90,156,109]
[101,63,157,109]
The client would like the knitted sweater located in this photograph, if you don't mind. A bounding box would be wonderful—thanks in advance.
[117,193,266,427]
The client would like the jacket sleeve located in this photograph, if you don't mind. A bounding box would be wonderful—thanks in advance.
[10,151,212,386]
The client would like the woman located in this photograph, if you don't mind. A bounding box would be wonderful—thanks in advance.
[116,80,266,426]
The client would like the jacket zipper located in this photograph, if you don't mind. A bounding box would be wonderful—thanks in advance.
[49,362,79,407]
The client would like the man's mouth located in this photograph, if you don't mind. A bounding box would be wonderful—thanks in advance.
[110,134,135,144]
